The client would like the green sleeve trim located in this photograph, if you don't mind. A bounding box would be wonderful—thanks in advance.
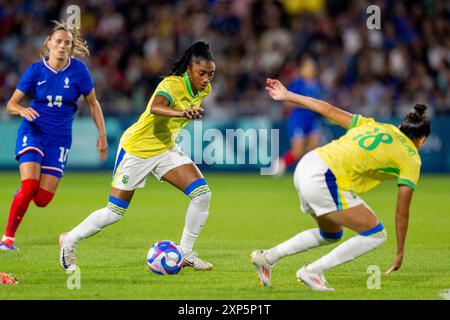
[397,178,416,190]
[347,114,359,131]
[156,91,174,106]
[378,167,400,175]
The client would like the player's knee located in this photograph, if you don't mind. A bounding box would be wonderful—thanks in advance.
[34,188,55,208]
[319,229,344,244]
[184,178,211,205]
[360,223,387,245]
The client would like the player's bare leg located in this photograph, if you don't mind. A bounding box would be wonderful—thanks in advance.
[291,136,306,160]
[305,132,320,153]
[19,162,41,180]
[162,164,213,271]
[37,174,59,192]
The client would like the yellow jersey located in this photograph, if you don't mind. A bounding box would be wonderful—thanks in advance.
[120,73,211,158]
[316,114,421,194]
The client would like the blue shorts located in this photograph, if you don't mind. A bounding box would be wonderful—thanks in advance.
[15,123,72,179]
[288,112,320,140]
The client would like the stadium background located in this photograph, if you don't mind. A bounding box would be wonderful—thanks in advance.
[0,0,450,301]
[0,0,449,173]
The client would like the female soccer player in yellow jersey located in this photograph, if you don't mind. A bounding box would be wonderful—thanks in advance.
[252,78,431,291]
[59,41,216,271]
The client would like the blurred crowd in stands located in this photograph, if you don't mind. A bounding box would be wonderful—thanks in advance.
[1,0,449,119]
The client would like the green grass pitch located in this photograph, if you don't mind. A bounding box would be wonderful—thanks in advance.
[0,171,449,299]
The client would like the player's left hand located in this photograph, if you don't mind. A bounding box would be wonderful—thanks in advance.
[97,134,108,161]
[384,252,403,275]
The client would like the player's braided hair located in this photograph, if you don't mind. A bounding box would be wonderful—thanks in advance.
[399,104,431,141]
[40,20,89,59]
[167,41,214,76]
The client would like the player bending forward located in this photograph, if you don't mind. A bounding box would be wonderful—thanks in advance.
[252,78,430,291]
[60,41,215,271]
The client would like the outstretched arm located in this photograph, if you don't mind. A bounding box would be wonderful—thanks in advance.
[85,88,108,161]
[265,78,353,129]
[385,185,414,275]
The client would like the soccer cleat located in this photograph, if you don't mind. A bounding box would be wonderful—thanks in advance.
[0,272,18,285]
[251,250,274,287]
[182,251,213,271]
[59,233,77,271]
[0,239,18,251]
[296,265,335,291]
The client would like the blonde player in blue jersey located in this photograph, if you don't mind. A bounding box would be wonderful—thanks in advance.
[60,41,216,271]
[252,78,431,291]
[0,21,107,251]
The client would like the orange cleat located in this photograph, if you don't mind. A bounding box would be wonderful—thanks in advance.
[0,272,18,285]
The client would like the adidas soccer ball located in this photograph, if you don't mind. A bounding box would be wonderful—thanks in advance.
[147,240,184,275]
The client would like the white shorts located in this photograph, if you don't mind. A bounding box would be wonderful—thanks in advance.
[293,150,366,217]
[111,145,194,190]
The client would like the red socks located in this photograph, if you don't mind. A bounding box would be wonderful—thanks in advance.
[4,180,55,238]
[282,150,298,167]
[34,188,55,207]
[5,179,39,238]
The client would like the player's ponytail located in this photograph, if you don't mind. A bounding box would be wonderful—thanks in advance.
[399,104,431,141]
[40,20,90,59]
[167,41,214,76]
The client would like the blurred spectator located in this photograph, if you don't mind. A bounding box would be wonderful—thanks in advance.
[0,0,449,118]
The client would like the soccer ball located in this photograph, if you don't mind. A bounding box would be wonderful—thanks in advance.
[147,240,184,275]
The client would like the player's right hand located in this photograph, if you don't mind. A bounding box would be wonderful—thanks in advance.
[19,107,40,121]
[97,134,108,161]
[384,252,404,275]
[265,78,289,101]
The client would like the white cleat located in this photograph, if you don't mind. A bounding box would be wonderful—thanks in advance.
[296,265,335,291]
[59,233,77,272]
[251,250,274,287]
[182,251,213,271]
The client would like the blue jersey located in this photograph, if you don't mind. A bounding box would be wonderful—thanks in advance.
[287,78,322,138]
[288,78,322,122]
[16,57,94,136]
